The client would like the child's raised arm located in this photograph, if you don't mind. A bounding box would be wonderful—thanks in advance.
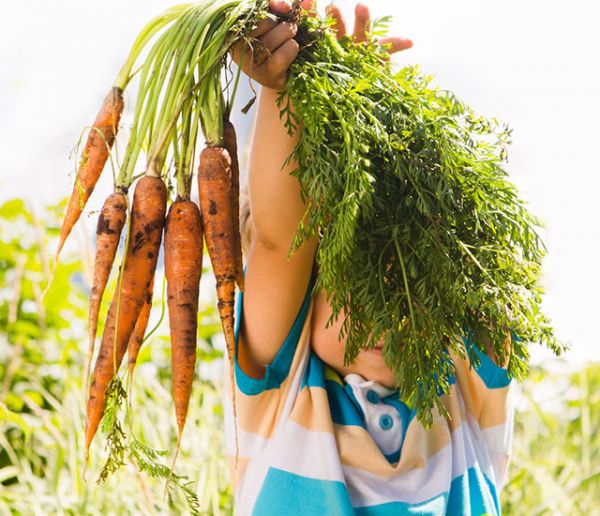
[229,0,318,375]
[239,86,318,375]
[230,1,412,376]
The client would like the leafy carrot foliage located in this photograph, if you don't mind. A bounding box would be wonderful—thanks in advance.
[279,12,565,423]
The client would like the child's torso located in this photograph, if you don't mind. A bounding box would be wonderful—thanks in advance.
[226,283,513,515]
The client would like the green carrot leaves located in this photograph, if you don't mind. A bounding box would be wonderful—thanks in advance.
[281,8,564,424]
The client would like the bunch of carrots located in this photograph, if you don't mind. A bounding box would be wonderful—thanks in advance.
[52,0,273,474]
[58,0,560,491]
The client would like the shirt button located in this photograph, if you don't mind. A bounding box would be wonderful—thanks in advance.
[379,414,394,430]
[366,389,380,404]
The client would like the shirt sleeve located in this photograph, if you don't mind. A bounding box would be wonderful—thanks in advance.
[224,275,315,472]
[452,335,513,417]
[233,278,314,395]
[452,335,515,491]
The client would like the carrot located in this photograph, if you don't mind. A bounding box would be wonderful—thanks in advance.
[126,275,155,382]
[197,146,237,424]
[164,200,203,449]
[85,190,128,391]
[56,87,124,260]
[85,175,166,455]
[223,117,244,292]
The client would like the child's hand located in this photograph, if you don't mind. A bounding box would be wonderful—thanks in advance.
[326,2,413,57]
[230,1,413,91]
[230,0,306,91]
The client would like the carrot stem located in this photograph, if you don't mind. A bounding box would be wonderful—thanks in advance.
[114,4,191,90]
[119,9,198,186]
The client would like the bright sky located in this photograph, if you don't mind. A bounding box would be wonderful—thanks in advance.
[1,0,599,364]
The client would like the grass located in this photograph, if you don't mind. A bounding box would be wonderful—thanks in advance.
[503,362,600,514]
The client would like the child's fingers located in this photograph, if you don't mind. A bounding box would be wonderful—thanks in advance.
[379,36,413,55]
[247,17,278,39]
[248,0,291,38]
[230,20,288,67]
[265,38,300,86]
[259,22,298,54]
[326,3,347,39]
[353,3,370,43]
[251,38,299,90]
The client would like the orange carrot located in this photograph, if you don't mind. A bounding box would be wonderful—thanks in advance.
[198,147,236,376]
[126,275,155,382]
[164,200,203,441]
[85,190,128,390]
[56,87,124,259]
[85,175,166,455]
[223,117,244,292]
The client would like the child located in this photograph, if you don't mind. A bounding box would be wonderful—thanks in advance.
[226,1,514,514]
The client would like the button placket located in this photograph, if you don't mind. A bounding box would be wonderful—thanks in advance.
[343,374,404,458]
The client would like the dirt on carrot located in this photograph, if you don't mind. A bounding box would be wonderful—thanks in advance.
[85,175,166,454]
[223,117,244,292]
[197,147,236,370]
[85,190,128,390]
[164,200,203,438]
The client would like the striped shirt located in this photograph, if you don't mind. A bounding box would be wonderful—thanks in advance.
[224,278,514,515]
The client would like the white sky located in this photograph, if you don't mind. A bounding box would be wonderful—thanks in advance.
[1,0,599,364]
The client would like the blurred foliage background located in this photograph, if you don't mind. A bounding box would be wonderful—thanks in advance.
[0,198,598,515]
[0,199,231,514]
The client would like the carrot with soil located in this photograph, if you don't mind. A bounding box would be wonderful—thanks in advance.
[165,63,204,446]
[164,199,203,478]
[195,64,245,459]
[56,88,124,260]
[198,146,237,409]
[223,116,244,292]
[85,189,128,390]
[85,175,167,458]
